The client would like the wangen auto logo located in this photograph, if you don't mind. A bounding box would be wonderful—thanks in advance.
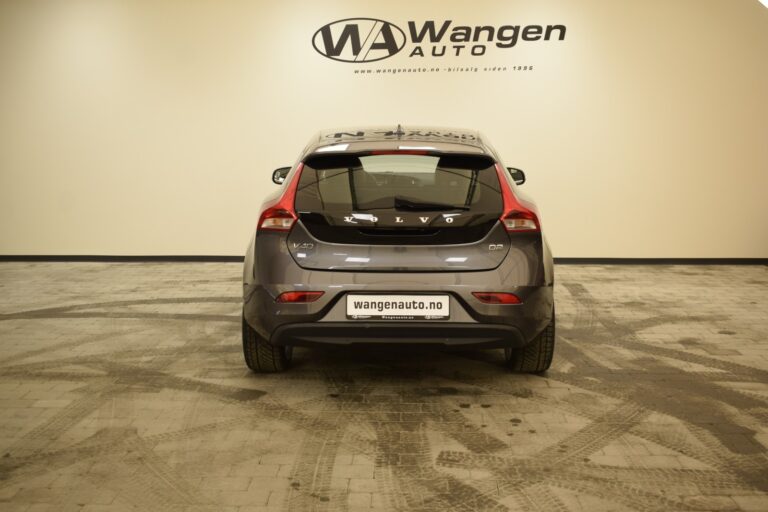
[312,18,406,63]
[313,18,568,63]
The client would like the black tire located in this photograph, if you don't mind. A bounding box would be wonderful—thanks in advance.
[242,313,292,372]
[505,310,555,373]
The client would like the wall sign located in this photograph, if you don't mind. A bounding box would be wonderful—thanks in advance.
[312,17,567,71]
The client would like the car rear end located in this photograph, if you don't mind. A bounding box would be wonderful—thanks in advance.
[243,135,554,371]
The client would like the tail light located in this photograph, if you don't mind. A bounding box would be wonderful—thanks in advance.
[472,292,522,305]
[494,163,540,232]
[275,291,324,303]
[258,163,304,232]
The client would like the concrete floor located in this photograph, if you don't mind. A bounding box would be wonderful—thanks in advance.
[0,263,766,512]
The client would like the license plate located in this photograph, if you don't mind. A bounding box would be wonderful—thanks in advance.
[346,294,450,320]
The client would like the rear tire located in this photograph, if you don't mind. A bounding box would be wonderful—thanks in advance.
[506,310,555,373]
[242,313,292,373]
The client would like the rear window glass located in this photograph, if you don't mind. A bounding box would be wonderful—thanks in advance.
[295,154,501,212]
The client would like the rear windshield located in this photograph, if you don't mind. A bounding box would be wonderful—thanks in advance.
[295,154,501,212]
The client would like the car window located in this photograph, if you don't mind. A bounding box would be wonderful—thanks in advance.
[296,154,501,213]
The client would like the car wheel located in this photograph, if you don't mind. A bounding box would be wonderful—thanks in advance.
[505,309,555,373]
[242,313,292,372]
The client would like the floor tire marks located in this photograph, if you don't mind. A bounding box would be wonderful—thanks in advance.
[685,422,768,493]
[370,409,509,512]
[0,296,241,320]
[14,380,125,444]
[437,451,698,512]
[547,478,696,512]
[511,482,570,512]
[0,329,129,367]
[560,282,767,453]
[432,345,766,509]
[283,372,376,512]
[562,282,768,380]
[534,402,648,465]
[111,432,210,510]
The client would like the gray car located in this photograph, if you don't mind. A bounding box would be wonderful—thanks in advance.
[243,126,554,372]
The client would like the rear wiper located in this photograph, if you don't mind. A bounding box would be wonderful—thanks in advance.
[393,196,470,211]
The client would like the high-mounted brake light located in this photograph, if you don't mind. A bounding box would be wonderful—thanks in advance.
[258,163,304,232]
[494,163,540,233]
[472,292,522,305]
[275,291,324,303]
[370,150,429,155]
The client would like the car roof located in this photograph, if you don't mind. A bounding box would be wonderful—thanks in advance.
[301,125,496,159]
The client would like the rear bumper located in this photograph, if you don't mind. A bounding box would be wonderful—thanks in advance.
[242,230,555,347]
[270,322,526,349]
[244,285,553,347]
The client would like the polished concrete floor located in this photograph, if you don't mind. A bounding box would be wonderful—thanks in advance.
[0,262,766,512]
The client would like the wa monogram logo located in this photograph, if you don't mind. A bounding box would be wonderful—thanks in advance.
[312,18,406,63]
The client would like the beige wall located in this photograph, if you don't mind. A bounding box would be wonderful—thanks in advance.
[1,0,766,257]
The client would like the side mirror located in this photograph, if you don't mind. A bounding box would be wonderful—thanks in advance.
[272,167,291,185]
[507,167,526,185]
